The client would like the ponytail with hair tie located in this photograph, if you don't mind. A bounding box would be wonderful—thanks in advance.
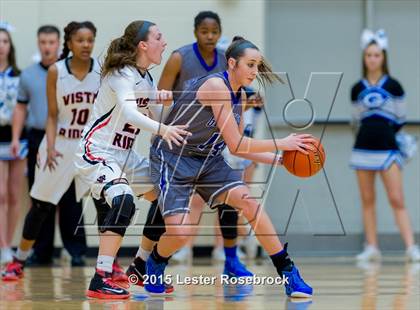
[225,36,283,87]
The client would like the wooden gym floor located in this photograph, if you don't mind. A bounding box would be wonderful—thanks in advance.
[0,257,419,310]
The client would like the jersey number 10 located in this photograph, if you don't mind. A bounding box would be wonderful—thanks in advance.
[70,108,90,126]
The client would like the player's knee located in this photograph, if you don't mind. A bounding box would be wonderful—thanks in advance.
[100,191,136,237]
[22,199,55,240]
[103,182,134,207]
[241,199,259,220]
[143,200,166,242]
[218,204,238,240]
[165,225,191,246]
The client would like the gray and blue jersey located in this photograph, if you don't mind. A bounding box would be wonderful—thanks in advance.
[150,70,245,216]
[172,43,226,102]
[161,71,243,157]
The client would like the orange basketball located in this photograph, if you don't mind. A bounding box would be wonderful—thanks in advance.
[282,137,326,178]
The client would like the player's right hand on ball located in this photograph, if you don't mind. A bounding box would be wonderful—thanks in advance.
[279,133,317,155]
[160,124,192,150]
[44,148,63,171]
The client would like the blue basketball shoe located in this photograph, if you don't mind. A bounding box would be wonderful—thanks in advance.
[144,255,167,295]
[223,256,253,278]
[282,265,313,298]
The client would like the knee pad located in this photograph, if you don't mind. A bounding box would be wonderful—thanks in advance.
[100,193,136,237]
[142,199,166,242]
[23,198,55,240]
[103,179,133,207]
[218,204,238,240]
[92,197,109,228]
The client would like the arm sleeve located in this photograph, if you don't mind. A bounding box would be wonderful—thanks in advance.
[108,70,163,135]
[17,73,29,104]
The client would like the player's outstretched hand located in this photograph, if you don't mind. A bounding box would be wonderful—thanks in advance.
[279,133,317,155]
[44,148,63,172]
[160,124,192,150]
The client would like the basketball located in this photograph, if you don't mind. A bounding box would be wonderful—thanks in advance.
[282,137,326,178]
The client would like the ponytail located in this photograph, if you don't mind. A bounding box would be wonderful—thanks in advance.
[226,36,283,87]
[101,20,155,78]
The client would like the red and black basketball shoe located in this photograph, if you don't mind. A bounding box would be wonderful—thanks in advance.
[2,258,25,281]
[111,259,129,289]
[86,269,130,299]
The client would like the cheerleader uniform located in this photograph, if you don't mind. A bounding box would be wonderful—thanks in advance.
[0,67,27,160]
[349,75,405,170]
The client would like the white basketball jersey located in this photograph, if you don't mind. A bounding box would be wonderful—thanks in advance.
[55,57,100,139]
[82,66,157,152]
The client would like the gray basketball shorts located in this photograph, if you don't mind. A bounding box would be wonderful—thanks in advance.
[149,146,245,217]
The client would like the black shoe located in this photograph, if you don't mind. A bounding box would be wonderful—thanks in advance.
[126,256,175,294]
[126,257,146,286]
[86,269,130,299]
[26,253,53,267]
[71,255,86,267]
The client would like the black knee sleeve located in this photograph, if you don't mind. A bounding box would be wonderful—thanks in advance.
[142,199,166,242]
[218,204,238,240]
[93,197,109,228]
[22,198,55,240]
[100,194,135,237]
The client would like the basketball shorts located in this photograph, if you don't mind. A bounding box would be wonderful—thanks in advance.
[150,145,245,217]
[30,136,89,205]
[75,143,154,200]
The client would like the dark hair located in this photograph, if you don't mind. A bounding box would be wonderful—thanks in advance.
[226,36,283,87]
[37,25,60,37]
[101,20,155,78]
[194,11,221,31]
[0,29,20,75]
[362,41,390,78]
[59,21,96,60]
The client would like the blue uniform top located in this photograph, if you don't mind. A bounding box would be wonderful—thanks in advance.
[160,71,243,157]
[172,43,227,102]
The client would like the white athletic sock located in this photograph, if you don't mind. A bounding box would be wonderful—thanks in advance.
[15,248,31,261]
[96,255,114,273]
[136,247,151,261]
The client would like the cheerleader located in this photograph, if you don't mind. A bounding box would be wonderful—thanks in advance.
[350,29,420,262]
[0,23,25,265]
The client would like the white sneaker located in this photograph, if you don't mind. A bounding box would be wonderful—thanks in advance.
[356,245,381,261]
[171,247,192,263]
[0,247,14,265]
[406,244,420,262]
[211,246,225,261]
